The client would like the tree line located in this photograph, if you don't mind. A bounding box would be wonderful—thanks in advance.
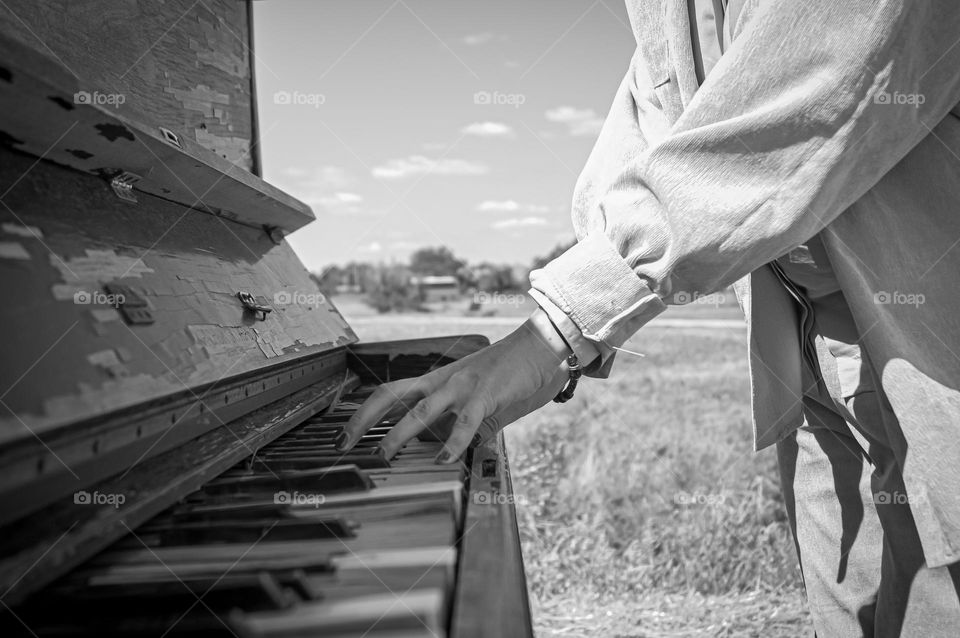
[312,242,574,313]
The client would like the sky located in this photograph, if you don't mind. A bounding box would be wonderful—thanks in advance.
[252,0,637,273]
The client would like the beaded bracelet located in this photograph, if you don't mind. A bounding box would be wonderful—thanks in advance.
[553,354,582,403]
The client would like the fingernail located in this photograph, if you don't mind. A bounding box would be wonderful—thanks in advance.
[334,432,348,450]
[435,450,452,465]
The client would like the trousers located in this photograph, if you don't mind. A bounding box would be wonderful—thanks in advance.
[775,290,960,636]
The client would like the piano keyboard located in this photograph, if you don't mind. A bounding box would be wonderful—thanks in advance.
[10,387,477,638]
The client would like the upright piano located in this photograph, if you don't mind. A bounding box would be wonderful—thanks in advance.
[0,2,532,636]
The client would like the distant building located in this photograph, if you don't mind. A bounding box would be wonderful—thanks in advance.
[412,275,460,302]
[334,283,362,294]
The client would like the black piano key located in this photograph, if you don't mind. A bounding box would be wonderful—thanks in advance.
[49,570,297,611]
[140,517,357,545]
[249,454,390,472]
[162,502,297,522]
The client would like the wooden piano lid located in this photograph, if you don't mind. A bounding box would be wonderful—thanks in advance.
[0,31,315,234]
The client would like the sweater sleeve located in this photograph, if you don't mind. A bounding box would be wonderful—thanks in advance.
[530,0,960,361]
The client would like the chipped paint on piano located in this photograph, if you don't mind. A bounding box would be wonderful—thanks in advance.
[0,145,357,524]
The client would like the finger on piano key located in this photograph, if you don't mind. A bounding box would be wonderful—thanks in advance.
[339,377,425,452]
[433,400,485,465]
[376,383,463,460]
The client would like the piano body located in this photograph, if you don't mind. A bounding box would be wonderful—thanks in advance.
[0,2,532,636]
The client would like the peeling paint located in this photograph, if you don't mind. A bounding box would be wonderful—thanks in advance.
[0,130,24,147]
[51,284,84,301]
[50,249,154,284]
[94,123,135,142]
[195,129,249,166]
[87,349,121,367]
[7,219,353,442]
[1,222,42,238]
[48,95,74,110]
[0,241,30,259]
[164,84,231,121]
[90,308,120,322]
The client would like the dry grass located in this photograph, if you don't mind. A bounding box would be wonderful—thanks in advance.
[344,312,811,637]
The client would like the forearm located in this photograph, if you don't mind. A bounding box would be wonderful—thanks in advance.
[524,306,574,363]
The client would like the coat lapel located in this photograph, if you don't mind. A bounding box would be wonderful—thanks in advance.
[630,0,704,122]
[664,0,702,108]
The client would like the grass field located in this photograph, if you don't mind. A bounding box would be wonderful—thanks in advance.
[342,305,811,637]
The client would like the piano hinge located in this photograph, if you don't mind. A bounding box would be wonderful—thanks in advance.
[263,225,284,245]
[237,291,272,320]
[109,171,141,204]
[159,126,183,149]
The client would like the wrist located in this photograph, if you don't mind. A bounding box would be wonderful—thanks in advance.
[526,308,573,362]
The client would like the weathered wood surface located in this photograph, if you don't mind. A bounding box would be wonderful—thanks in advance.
[0,32,314,232]
[0,148,355,446]
[0,0,257,171]
[451,433,534,638]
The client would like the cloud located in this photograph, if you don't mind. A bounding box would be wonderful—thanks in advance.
[281,166,309,178]
[275,166,365,215]
[372,155,489,179]
[492,216,549,230]
[477,200,549,213]
[335,192,363,203]
[463,32,495,46]
[545,106,604,136]
[461,121,514,137]
[389,240,421,252]
[478,200,521,212]
[313,191,363,208]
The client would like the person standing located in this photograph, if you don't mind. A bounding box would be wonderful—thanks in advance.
[340,1,960,634]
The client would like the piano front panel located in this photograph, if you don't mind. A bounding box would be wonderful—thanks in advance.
[0,147,355,521]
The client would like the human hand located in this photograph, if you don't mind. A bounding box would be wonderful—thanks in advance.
[337,309,574,464]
